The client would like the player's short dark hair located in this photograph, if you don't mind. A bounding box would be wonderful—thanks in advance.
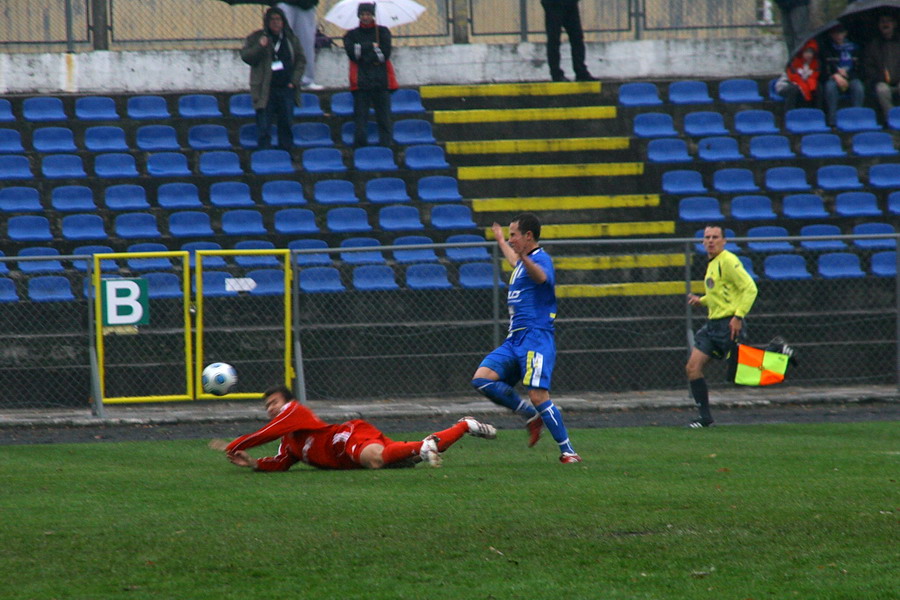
[263,385,295,402]
[513,212,542,241]
[704,224,726,238]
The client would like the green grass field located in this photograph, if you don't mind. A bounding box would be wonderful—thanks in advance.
[1,422,896,600]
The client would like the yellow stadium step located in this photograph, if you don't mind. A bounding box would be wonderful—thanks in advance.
[421,81,601,98]
[487,221,675,239]
[433,105,616,124]
[499,253,686,272]
[459,162,643,180]
[471,194,659,212]
[557,281,705,298]
[446,137,630,155]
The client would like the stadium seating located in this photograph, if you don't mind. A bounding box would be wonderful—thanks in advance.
[835,191,881,217]
[417,175,462,202]
[391,89,426,114]
[718,78,763,103]
[299,267,345,293]
[72,245,119,272]
[683,111,729,137]
[352,265,400,291]
[330,92,355,116]
[274,207,319,235]
[800,133,845,158]
[340,237,386,265]
[251,149,294,174]
[393,119,436,145]
[178,94,222,118]
[182,241,227,268]
[662,169,707,194]
[115,212,162,239]
[303,148,347,173]
[782,194,829,219]
[199,151,243,176]
[85,126,128,152]
[871,251,897,277]
[197,271,237,297]
[239,124,274,149]
[293,122,333,148]
[392,235,439,264]
[169,211,215,238]
[143,272,183,299]
[763,254,812,280]
[617,82,663,106]
[105,184,150,211]
[889,106,900,130]
[354,146,399,171]
[23,97,67,122]
[785,108,829,134]
[314,179,359,204]
[713,168,759,193]
[157,182,202,209]
[289,239,333,266]
[430,204,477,230]
[0,99,15,122]
[262,180,306,206]
[697,136,743,161]
[458,262,497,289]
[208,182,253,208]
[28,276,77,302]
[852,223,896,250]
[342,121,379,146]
[0,278,17,303]
[188,125,231,150]
[61,214,108,241]
[95,153,139,178]
[445,234,490,262]
[8,215,53,242]
[0,155,32,179]
[746,225,794,253]
[406,264,452,290]
[18,247,65,273]
[147,152,192,177]
[647,138,692,163]
[633,112,678,138]
[730,195,776,220]
[0,129,25,153]
[127,95,170,119]
[137,125,180,151]
[295,93,324,117]
[221,209,267,236]
[835,107,880,132]
[125,243,172,272]
[404,145,450,170]
[668,80,713,104]
[326,207,372,233]
[0,187,42,212]
[75,96,119,121]
[233,240,280,267]
[734,110,779,135]
[33,126,78,152]
[851,131,898,156]
[738,255,759,280]
[247,269,286,296]
[366,177,410,203]
[764,166,810,192]
[889,192,900,215]
[378,205,425,231]
[868,163,900,188]
[678,196,723,221]
[51,186,95,212]
[799,224,847,251]
[817,253,866,279]
[229,93,254,118]
[817,165,863,190]
[42,154,87,179]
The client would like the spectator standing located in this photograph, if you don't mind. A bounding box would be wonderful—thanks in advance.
[820,23,864,126]
[241,7,305,152]
[343,3,396,147]
[277,0,324,90]
[865,13,900,119]
[540,0,597,82]
[775,39,821,112]
[775,0,810,55]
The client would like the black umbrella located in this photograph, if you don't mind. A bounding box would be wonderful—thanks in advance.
[838,0,900,42]
[787,20,841,66]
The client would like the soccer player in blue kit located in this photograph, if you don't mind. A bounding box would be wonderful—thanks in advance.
[471,213,582,463]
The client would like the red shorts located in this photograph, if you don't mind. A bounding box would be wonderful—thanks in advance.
[339,419,394,466]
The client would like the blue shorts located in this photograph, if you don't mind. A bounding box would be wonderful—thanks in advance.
[694,317,747,360]
[479,328,556,390]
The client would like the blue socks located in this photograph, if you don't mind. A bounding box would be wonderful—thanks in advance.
[536,400,574,455]
[472,378,537,420]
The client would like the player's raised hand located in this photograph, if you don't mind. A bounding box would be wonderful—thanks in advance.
[491,222,506,242]
[227,451,257,469]
[208,439,230,452]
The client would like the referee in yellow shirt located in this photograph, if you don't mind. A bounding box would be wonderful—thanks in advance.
[686,225,758,428]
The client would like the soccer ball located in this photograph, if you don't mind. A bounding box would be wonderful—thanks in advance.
[202,362,238,396]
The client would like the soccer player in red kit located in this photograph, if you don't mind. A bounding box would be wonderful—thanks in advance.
[210,386,497,470]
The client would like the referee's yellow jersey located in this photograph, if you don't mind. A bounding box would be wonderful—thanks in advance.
[699,249,758,320]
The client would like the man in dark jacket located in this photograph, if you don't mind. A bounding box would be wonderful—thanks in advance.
[540,0,597,82]
[241,7,306,152]
[343,3,393,147]
[775,0,810,55]
[865,13,900,119]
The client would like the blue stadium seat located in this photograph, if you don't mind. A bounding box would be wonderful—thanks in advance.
[42,154,87,179]
[274,208,319,235]
[785,108,829,134]
[354,146,398,171]
[251,149,294,174]
[818,252,866,279]
[0,277,18,302]
[835,107,880,132]
[28,276,76,302]
[445,234,490,262]
[0,187,42,213]
[817,165,863,190]
[52,185,95,212]
[393,119,436,145]
[747,225,794,253]
[734,109,779,135]
[262,180,306,206]
[352,265,400,291]
[300,267,345,293]
[889,106,900,130]
[210,181,254,208]
[127,95,170,119]
[146,152,192,177]
[314,179,359,204]
[662,169,706,194]
[765,166,811,192]
[851,131,898,156]
[18,247,65,274]
[852,222,896,250]
[431,204,477,230]
[0,251,8,274]
[247,269,286,296]
[678,196,723,221]
[800,133,845,158]
[800,224,847,252]
[404,144,449,170]
[326,207,372,233]
[647,138,692,163]
[233,240,280,267]
[340,237,386,265]
[718,78,763,103]
[749,135,795,160]
[221,209,267,236]
[72,245,118,272]
[238,124,274,149]
[0,129,25,153]
[738,255,759,280]
[229,93,255,118]
[391,89,426,114]
[125,242,172,272]
[199,151,243,176]
[182,241,227,268]
[7,215,52,242]
[115,212,162,239]
[289,239,333,266]
[889,191,900,215]
[157,182,202,209]
[713,168,759,193]
[169,211,214,238]
[105,184,149,211]
[763,254,812,280]
[458,262,498,289]
[366,177,410,203]
[782,194,829,219]
[871,251,897,277]
[329,92,355,116]
[632,112,678,138]
[136,125,180,151]
[292,122,333,148]
[868,163,900,188]
[417,175,462,202]
[178,94,222,118]
[0,99,14,122]
[75,96,119,121]
[730,195,776,220]
[294,93,324,117]
[23,97,67,121]
[94,153,139,178]
[392,235,439,264]
[188,124,231,150]
[683,111,729,137]
[84,126,128,152]
[143,272,183,299]
[341,121,379,146]
[61,214,108,241]
[697,136,743,161]
[197,271,238,297]
[406,263,452,290]
[668,80,713,104]
[33,126,77,152]
[379,205,424,231]
[302,148,347,173]
[617,82,663,106]
[0,155,32,179]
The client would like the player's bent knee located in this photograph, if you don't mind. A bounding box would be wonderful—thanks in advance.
[358,444,385,469]
[471,377,494,395]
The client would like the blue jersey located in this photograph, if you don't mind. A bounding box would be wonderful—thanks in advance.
[507,247,557,333]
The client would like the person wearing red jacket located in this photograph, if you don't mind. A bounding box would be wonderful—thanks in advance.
[775,39,821,112]
[210,386,496,470]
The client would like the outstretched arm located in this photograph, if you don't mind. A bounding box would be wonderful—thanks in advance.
[491,222,519,268]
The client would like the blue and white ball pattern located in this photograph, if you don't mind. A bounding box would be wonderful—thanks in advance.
[201,362,238,396]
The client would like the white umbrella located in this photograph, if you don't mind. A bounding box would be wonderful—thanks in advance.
[324,0,426,30]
